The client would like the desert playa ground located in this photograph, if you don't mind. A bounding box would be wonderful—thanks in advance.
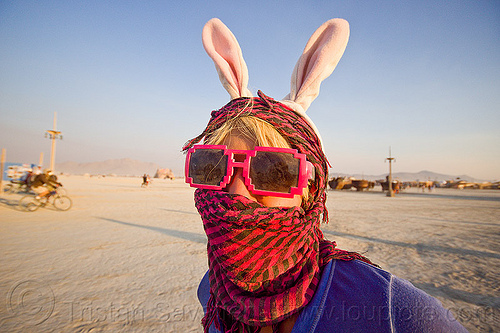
[0,175,498,332]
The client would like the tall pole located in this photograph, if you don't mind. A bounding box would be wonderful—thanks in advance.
[51,113,56,170]
[386,147,395,197]
[0,148,5,195]
[39,152,44,167]
[45,112,62,172]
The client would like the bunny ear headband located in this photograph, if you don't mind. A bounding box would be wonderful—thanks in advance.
[201,17,350,146]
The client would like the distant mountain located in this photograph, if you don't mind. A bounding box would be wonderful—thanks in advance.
[56,158,161,177]
[331,170,484,183]
[55,157,483,182]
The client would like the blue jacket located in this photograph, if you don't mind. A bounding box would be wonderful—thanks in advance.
[198,259,468,332]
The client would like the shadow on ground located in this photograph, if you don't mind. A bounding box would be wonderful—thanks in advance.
[96,216,206,244]
[322,230,500,259]
[0,197,25,211]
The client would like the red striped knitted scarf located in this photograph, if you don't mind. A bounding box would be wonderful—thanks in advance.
[184,91,377,332]
[195,189,375,332]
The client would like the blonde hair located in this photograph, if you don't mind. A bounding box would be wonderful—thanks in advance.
[205,116,310,202]
[205,116,289,148]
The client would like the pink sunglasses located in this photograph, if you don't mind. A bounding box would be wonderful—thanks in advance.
[185,145,315,198]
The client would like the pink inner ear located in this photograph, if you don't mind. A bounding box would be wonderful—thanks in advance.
[202,18,251,99]
[291,19,349,111]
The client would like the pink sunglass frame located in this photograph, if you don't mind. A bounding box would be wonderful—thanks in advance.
[185,144,314,198]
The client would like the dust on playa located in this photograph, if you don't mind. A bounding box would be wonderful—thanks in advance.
[0,175,498,332]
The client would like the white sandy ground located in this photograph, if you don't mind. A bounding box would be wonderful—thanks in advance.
[0,175,498,333]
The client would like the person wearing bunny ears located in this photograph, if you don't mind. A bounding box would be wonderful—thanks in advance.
[183,18,467,333]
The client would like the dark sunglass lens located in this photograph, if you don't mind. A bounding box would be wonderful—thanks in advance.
[250,152,299,193]
[189,149,227,186]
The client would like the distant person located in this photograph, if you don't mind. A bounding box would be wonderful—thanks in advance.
[183,18,467,332]
[48,173,59,183]
[31,169,62,200]
[20,170,31,185]
[141,174,150,187]
[27,166,42,188]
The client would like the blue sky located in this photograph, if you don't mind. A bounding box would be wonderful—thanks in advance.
[1,1,499,180]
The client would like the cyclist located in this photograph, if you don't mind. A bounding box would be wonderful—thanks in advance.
[31,169,62,200]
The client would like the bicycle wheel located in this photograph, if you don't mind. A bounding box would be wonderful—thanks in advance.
[19,195,40,212]
[53,195,72,211]
[3,184,14,194]
[26,202,39,211]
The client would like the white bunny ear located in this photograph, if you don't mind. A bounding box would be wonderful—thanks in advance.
[282,18,349,113]
[202,18,253,99]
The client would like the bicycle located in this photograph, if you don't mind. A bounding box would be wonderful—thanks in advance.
[3,180,30,194]
[19,191,72,212]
